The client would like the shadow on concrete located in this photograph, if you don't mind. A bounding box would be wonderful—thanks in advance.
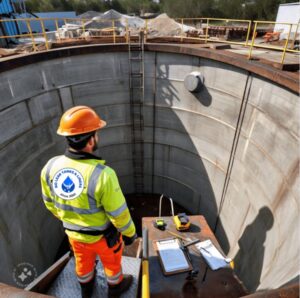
[149,59,229,254]
[156,63,212,108]
[234,207,274,292]
[193,84,212,107]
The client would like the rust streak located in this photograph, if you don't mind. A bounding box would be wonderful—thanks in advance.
[272,159,299,212]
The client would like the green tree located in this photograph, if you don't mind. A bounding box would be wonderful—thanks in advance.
[160,0,221,18]
[25,0,299,20]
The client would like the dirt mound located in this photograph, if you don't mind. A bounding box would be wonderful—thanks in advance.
[147,13,182,37]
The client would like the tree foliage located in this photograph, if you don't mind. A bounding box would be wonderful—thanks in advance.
[25,0,297,21]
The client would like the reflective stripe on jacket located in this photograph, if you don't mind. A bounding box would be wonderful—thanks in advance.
[40,154,136,243]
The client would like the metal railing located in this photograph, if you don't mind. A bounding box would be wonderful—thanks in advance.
[0,17,128,50]
[174,17,252,46]
[248,20,300,63]
[0,16,299,65]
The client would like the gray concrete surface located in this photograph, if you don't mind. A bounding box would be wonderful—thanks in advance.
[0,49,298,293]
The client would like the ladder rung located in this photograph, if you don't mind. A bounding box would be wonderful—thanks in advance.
[133,160,144,164]
[133,167,144,171]
[131,102,143,105]
[133,121,144,125]
[133,163,143,167]
[130,57,142,61]
[133,136,144,140]
[131,73,143,76]
[133,143,144,148]
[133,158,144,162]
[130,49,142,52]
[133,140,144,144]
[133,156,144,161]
[132,115,142,118]
[133,120,144,125]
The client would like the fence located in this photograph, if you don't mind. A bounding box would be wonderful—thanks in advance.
[0,16,299,64]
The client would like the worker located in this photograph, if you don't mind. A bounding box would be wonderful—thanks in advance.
[40,106,137,298]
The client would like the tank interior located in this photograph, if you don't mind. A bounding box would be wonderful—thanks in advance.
[0,44,299,293]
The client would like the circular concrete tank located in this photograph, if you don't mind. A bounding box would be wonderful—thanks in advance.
[0,44,298,293]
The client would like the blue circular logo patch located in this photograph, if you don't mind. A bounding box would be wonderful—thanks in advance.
[52,168,84,200]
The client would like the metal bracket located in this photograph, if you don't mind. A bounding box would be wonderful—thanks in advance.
[159,194,175,217]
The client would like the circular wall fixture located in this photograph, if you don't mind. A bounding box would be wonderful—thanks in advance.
[184,71,204,92]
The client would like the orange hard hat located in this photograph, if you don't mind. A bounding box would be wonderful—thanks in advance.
[57,106,106,136]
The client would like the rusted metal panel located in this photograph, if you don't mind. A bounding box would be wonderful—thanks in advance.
[241,282,299,297]
[0,282,54,297]
[0,44,298,93]
[142,215,248,298]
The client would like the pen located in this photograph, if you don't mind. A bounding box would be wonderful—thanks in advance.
[199,247,211,255]
[183,239,201,248]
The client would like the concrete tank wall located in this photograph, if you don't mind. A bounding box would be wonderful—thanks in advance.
[0,48,298,292]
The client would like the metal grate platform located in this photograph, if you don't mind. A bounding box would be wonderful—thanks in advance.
[47,256,141,298]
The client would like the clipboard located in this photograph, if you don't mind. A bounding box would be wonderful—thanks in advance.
[153,237,192,276]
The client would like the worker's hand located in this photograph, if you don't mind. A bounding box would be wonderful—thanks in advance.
[123,234,137,246]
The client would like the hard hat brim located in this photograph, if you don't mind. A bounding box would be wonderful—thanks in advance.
[57,119,106,136]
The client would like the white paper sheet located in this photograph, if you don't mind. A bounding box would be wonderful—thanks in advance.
[156,238,189,272]
[196,239,230,270]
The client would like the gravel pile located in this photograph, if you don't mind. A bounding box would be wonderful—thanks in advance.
[84,9,145,34]
[147,13,195,37]
[58,10,196,38]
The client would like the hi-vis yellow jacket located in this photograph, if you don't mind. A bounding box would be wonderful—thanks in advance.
[40,151,136,243]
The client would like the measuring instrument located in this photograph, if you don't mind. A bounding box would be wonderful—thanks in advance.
[154,194,174,230]
[155,194,191,231]
[173,212,190,231]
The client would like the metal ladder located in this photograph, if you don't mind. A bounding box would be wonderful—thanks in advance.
[128,31,145,194]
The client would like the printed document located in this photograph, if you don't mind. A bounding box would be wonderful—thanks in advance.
[156,238,189,272]
[196,239,230,270]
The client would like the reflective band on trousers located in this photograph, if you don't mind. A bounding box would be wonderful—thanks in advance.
[63,221,111,232]
[42,194,103,214]
[106,270,123,285]
[77,270,95,283]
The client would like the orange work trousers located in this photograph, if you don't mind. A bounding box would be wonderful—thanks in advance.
[69,234,124,285]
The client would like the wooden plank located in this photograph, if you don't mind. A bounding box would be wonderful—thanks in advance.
[0,283,54,297]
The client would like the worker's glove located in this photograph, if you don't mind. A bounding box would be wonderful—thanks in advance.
[123,234,137,246]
